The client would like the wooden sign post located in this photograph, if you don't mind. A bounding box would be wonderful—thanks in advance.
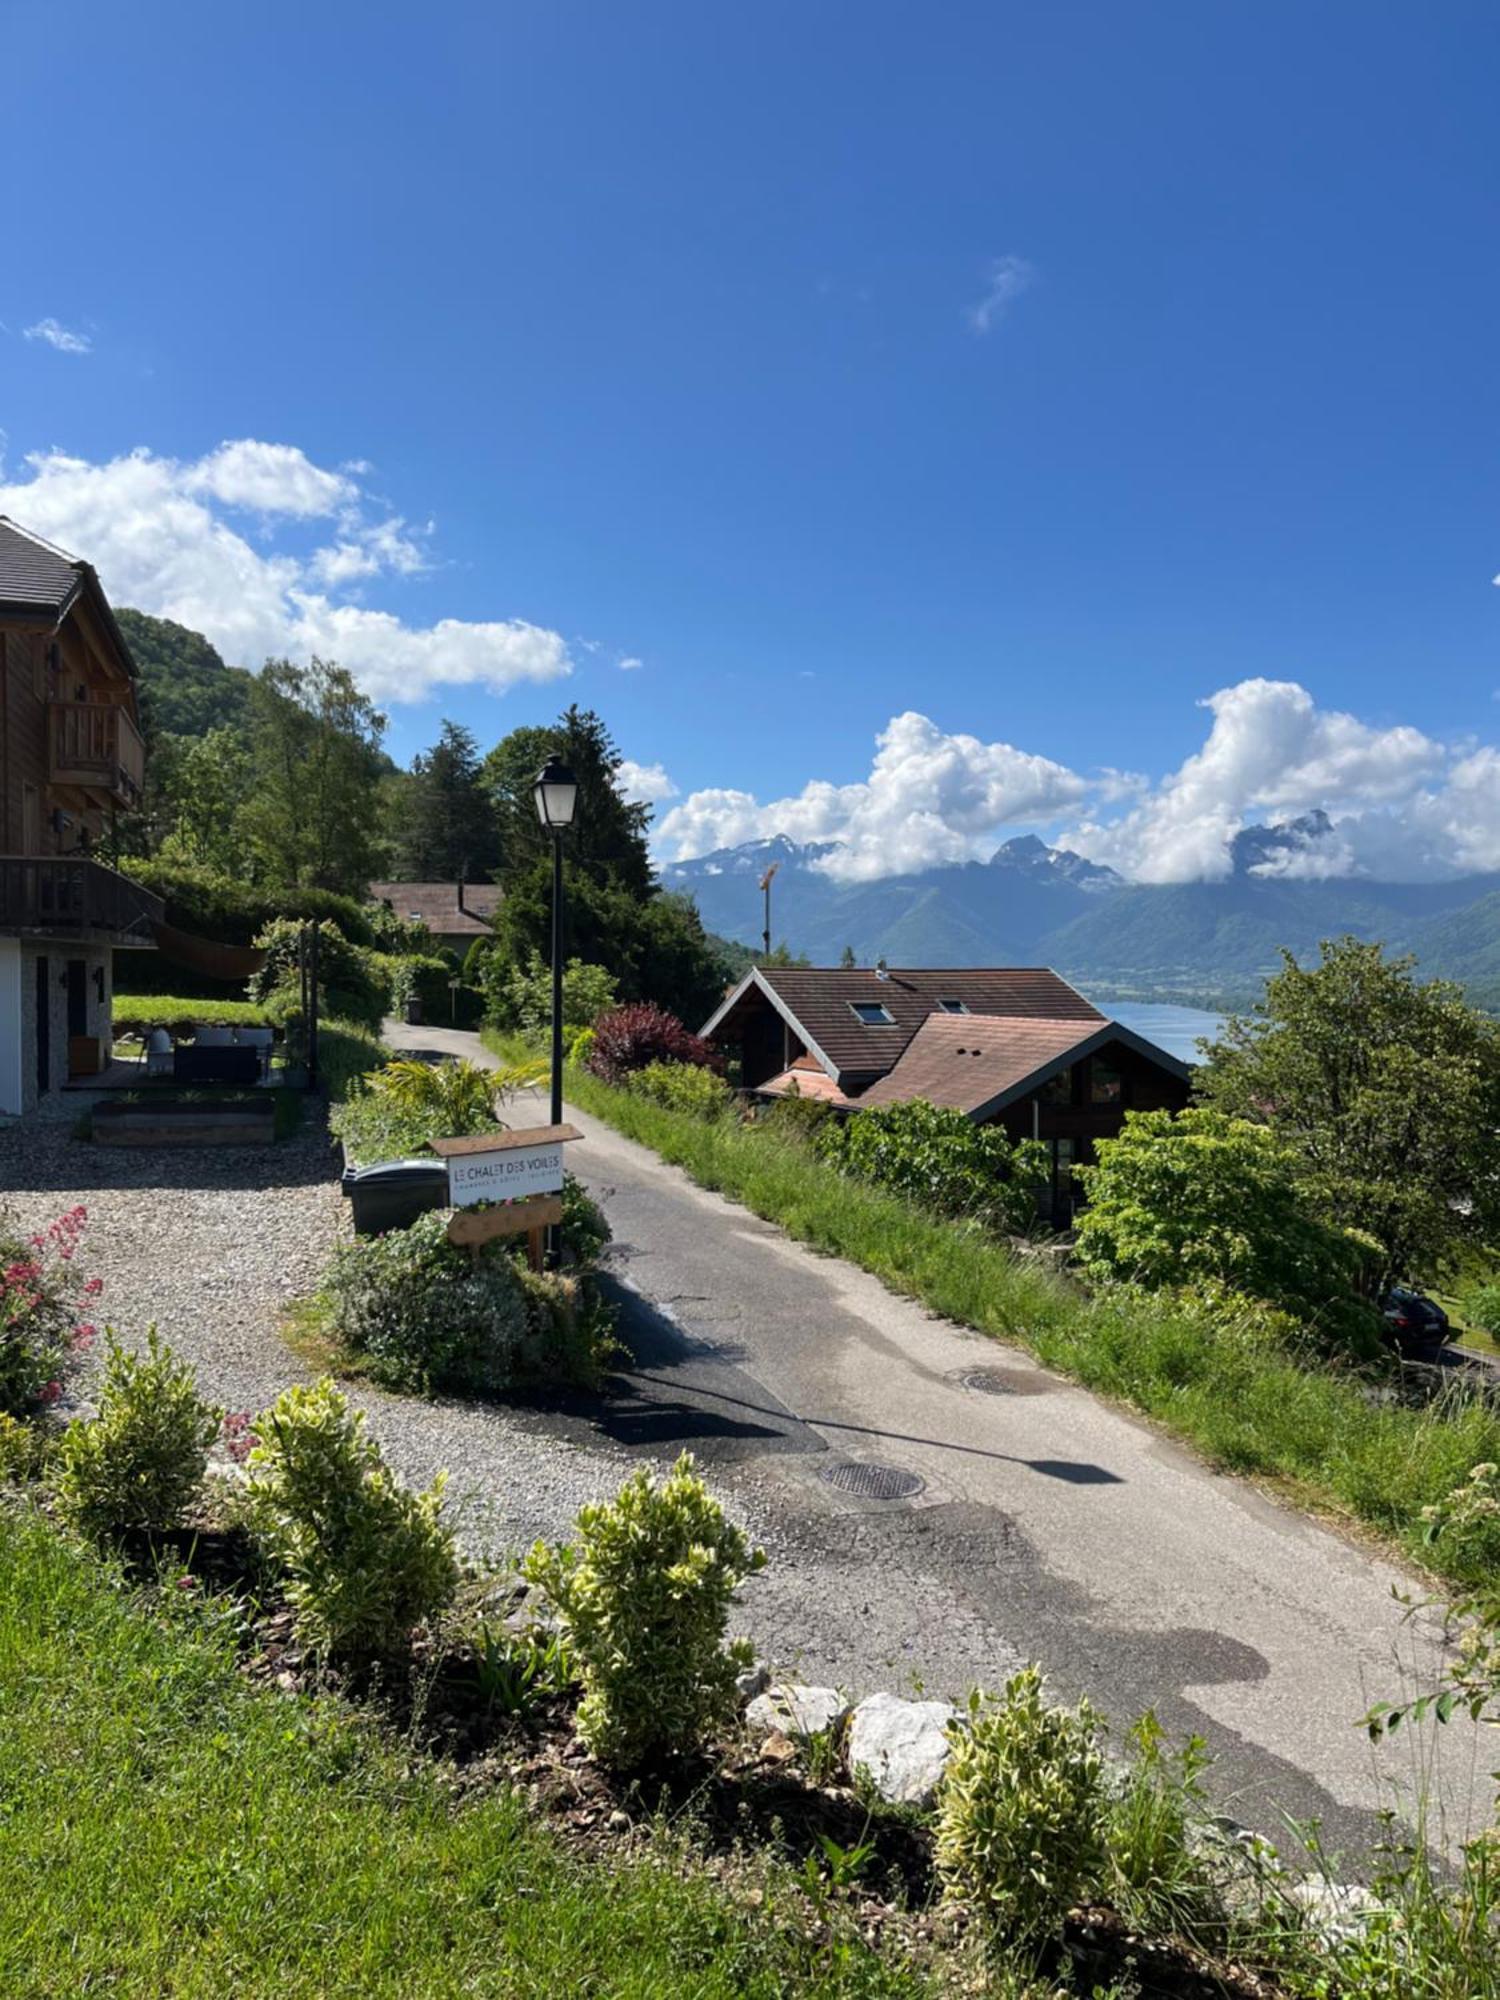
[428,1123,583,1272]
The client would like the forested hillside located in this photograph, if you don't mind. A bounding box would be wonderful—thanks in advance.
[115,607,255,745]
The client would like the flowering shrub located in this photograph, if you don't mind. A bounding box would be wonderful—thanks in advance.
[524,1451,764,1769]
[936,1666,1107,1950]
[585,1005,722,1087]
[57,1330,222,1539]
[245,1378,457,1658]
[815,1099,1047,1233]
[628,1060,733,1120]
[1,1205,101,1417]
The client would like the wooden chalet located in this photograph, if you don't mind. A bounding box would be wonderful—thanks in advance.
[701,965,1192,1218]
[0,518,163,1115]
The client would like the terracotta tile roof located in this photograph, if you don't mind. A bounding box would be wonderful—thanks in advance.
[857,1013,1109,1115]
[708,965,1102,1083]
[754,1066,858,1107]
[368,882,502,935]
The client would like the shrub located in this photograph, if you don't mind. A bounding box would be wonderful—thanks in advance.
[585,1005,722,1087]
[268,1012,386,1103]
[560,1174,611,1266]
[562,1023,597,1067]
[759,1089,833,1143]
[0,1411,55,1485]
[250,918,386,1032]
[935,1667,1107,1950]
[1075,1109,1380,1348]
[524,1452,764,1768]
[330,1055,546,1165]
[815,1099,1046,1233]
[324,1210,532,1395]
[245,1379,457,1658]
[513,1264,619,1389]
[629,1060,733,1119]
[119,860,377,951]
[484,952,618,1037]
[57,1331,222,1538]
[323,1205,613,1394]
[1,1205,100,1417]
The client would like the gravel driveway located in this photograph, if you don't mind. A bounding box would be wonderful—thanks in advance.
[0,1112,679,1561]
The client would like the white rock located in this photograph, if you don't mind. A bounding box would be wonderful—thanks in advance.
[846,1692,956,1806]
[746,1683,850,1739]
[1287,1877,1384,1947]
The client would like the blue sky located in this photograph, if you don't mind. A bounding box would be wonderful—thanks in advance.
[4,2,1498,883]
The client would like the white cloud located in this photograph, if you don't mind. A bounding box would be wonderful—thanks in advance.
[618,654,644,671]
[658,711,1087,881]
[0,442,572,705]
[659,684,1500,887]
[968,255,1035,334]
[616,758,678,805]
[24,318,91,355]
[1060,679,1446,883]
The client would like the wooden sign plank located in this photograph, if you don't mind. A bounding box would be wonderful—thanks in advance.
[446,1194,564,1247]
[427,1123,583,1158]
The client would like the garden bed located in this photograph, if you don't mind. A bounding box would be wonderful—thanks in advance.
[91,1093,278,1147]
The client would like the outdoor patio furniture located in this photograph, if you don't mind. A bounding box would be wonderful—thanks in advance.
[194,1024,233,1047]
[173,1044,261,1086]
[145,1028,174,1078]
[239,1026,275,1079]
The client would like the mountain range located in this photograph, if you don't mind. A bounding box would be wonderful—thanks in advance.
[662,828,1500,1008]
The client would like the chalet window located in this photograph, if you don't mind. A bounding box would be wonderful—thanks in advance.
[1090,1059,1123,1106]
[849,1002,896,1026]
[1040,1066,1073,1105]
[936,999,969,1014]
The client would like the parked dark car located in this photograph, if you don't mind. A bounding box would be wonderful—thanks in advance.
[1379,1287,1450,1357]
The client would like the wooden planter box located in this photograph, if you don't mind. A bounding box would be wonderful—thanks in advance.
[92,1097,276,1148]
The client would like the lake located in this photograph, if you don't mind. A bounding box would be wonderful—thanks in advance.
[1097,1000,1226,1065]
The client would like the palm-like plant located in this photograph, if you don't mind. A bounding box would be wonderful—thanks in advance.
[362,1057,545,1133]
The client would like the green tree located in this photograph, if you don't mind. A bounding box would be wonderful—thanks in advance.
[482,706,653,896]
[1074,1107,1377,1339]
[1196,938,1500,1283]
[150,727,254,875]
[240,659,387,894]
[840,944,857,969]
[392,720,498,882]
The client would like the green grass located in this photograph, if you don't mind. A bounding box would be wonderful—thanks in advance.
[492,1034,1500,1592]
[112,995,273,1034]
[0,1505,931,2000]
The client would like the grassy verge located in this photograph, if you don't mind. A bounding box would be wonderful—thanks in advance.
[486,1033,1500,1591]
[0,1505,929,2000]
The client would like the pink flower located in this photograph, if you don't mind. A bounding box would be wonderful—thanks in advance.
[70,1324,98,1352]
[82,1277,104,1298]
[39,1380,62,1406]
[175,1574,198,1593]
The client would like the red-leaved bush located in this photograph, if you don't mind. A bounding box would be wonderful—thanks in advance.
[585,1005,723,1086]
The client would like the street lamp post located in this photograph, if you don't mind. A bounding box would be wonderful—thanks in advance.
[533,758,578,1263]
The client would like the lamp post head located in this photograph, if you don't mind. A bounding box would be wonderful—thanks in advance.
[533,758,578,831]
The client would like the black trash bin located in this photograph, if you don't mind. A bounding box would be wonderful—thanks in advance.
[341,1157,450,1237]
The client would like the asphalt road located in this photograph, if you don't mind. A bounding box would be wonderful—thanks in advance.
[388,1022,1497,1863]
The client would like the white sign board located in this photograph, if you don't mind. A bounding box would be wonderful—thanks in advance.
[448,1142,565,1208]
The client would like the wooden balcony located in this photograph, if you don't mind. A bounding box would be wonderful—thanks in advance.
[48,701,146,806]
[0,857,165,940]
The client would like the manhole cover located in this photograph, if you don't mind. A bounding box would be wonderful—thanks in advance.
[820,1460,925,1502]
[961,1368,1016,1395]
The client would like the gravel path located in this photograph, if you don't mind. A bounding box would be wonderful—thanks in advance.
[0,1112,693,1563]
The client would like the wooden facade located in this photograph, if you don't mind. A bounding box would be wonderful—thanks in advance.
[0,522,162,1114]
